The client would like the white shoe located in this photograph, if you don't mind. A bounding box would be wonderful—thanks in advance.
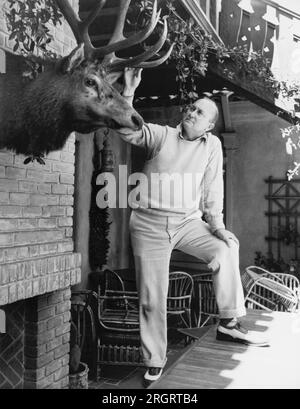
[217,322,270,347]
[144,367,163,387]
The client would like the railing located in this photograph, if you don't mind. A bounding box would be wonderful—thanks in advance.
[180,0,224,45]
[199,0,222,34]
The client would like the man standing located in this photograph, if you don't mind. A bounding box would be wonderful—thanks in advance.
[117,68,268,386]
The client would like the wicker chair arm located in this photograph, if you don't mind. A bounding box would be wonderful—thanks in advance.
[245,266,285,284]
[244,275,299,312]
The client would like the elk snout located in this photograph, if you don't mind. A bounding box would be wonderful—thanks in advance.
[131,113,144,130]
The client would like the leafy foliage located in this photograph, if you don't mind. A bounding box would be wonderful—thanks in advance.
[254,251,287,272]
[254,251,300,280]
[5,0,62,56]
[5,0,63,79]
[275,224,300,246]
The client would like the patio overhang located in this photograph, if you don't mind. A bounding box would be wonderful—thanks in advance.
[207,62,299,125]
[82,0,298,125]
[178,0,298,125]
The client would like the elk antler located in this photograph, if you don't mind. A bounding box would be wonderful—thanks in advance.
[55,0,173,69]
[100,0,174,71]
[96,0,160,58]
[107,16,175,72]
[55,0,107,57]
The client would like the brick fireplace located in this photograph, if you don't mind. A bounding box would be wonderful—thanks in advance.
[0,287,79,389]
[0,0,82,389]
[0,141,82,389]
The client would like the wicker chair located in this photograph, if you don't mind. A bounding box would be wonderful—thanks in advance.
[95,269,197,371]
[95,270,142,371]
[242,266,300,313]
[167,271,194,328]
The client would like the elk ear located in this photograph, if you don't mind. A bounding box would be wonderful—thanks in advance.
[59,43,85,74]
[106,71,122,85]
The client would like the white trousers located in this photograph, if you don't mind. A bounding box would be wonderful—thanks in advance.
[129,210,246,368]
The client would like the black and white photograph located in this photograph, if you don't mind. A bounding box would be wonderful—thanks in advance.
[0,0,300,395]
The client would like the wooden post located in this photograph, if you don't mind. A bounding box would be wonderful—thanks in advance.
[215,0,222,34]
[222,132,238,230]
[0,49,6,74]
[220,90,237,230]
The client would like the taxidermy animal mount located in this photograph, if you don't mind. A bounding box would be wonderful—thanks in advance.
[0,0,173,163]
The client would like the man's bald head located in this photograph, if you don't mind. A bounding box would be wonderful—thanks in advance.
[181,97,220,141]
[197,97,219,124]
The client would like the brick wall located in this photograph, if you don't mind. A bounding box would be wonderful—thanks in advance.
[0,0,82,389]
[0,139,82,306]
[0,252,81,306]
[24,289,71,389]
[0,1,81,300]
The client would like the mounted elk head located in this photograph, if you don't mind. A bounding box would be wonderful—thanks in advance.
[0,0,173,163]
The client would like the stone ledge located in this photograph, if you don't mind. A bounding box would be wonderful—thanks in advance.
[0,253,81,306]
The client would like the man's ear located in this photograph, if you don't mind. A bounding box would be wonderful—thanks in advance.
[58,43,85,74]
[207,122,215,132]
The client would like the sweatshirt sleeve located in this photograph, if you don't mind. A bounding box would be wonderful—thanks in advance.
[202,137,225,232]
[116,123,167,159]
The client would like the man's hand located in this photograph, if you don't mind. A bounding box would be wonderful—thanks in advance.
[213,228,239,247]
[123,67,143,96]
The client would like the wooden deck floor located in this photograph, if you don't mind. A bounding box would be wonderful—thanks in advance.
[151,310,300,389]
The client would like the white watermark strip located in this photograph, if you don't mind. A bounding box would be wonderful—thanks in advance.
[95,165,203,210]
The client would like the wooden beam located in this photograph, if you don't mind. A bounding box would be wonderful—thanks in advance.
[207,63,298,125]
[264,0,300,19]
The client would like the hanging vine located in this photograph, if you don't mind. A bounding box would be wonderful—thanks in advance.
[129,0,300,106]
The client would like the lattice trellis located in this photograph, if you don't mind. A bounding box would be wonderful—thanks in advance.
[0,302,25,389]
[265,177,300,262]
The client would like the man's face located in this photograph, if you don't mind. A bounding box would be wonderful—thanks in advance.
[181,99,217,140]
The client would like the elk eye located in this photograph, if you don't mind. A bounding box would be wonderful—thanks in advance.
[85,78,97,88]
